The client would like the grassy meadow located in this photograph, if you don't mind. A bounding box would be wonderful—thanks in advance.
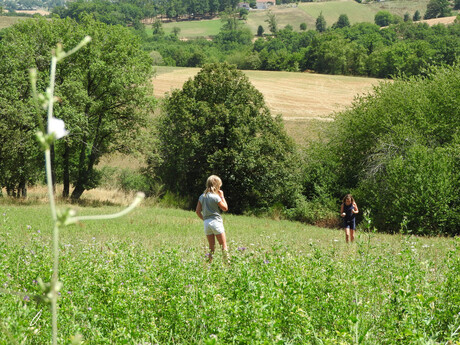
[159,18,222,38]
[1,201,459,344]
[0,16,28,29]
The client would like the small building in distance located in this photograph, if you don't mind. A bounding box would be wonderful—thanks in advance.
[256,0,275,10]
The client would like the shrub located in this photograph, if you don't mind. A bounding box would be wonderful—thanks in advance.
[319,65,460,234]
[155,62,301,213]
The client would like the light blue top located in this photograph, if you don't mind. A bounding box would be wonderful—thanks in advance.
[199,193,222,221]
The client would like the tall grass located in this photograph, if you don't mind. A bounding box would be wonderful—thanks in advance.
[1,203,459,344]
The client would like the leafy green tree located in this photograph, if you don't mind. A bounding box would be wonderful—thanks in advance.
[257,25,264,36]
[413,10,421,21]
[320,65,460,234]
[374,10,393,27]
[455,0,460,10]
[155,62,300,213]
[332,14,350,29]
[172,26,181,37]
[265,9,278,34]
[300,22,307,31]
[0,17,155,199]
[315,12,327,32]
[152,20,164,35]
[404,12,411,22]
[424,0,452,19]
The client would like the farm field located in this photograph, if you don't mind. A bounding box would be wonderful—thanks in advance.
[0,202,459,343]
[0,15,27,29]
[160,18,222,38]
[153,66,381,120]
[153,66,382,144]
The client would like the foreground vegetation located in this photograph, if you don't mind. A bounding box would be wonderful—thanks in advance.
[0,203,459,344]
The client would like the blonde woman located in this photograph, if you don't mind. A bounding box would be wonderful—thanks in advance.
[196,175,229,263]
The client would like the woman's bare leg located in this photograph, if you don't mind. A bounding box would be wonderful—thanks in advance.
[216,233,229,264]
[345,227,351,243]
[206,234,215,262]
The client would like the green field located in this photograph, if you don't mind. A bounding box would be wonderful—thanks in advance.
[153,0,433,38]
[1,202,459,343]
[161,18,223,38]
[0,15,28,29]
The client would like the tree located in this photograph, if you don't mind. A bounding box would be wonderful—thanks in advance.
[332,14,350,29]
[455,0,460,10]
[374,10,393,27]
[403,12,411,22]
[172,26,181,37]
[413,10,421,21]
[155,62,300,213]
[265,9,278,34]
[257,25,264,36]
[424,0,452,19]
[0,17,155,199]
[152,20,164,35]
[300,22,307,31]
[315,12,327,32]
[319,65,460,234]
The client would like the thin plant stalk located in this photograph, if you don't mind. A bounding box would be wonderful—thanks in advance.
[45,55,60,345]
[30,36,145,344]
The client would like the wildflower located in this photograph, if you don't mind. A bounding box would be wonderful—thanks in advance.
[87,307,92,311]
[237,247,247,251]
[48,117,69,139]
[264,260,270,264]
[27,225,32,230]
[23,295,30,302]
[37,230,41,234]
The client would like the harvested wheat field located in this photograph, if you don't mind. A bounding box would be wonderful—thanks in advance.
[153,66,382,121]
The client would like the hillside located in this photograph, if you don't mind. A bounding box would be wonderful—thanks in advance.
[162,0,436,37]
[153,66,383,144]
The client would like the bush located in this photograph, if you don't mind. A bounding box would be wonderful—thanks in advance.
[155,62,301,213]
[316,65,460,235]
[356,144,460,234]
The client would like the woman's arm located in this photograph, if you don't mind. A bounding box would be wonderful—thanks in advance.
[196,201,204,220]
[353,203,359,214]
[340,203,345,216]
[218,190,228,212]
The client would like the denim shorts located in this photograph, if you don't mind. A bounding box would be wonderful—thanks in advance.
[204,218,225,235]
[343,218,356,230]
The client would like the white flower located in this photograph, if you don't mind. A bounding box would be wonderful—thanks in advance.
[48,117,68,139]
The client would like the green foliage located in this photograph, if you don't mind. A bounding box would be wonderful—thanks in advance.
[318,65,460,234]
[374,10,395,27]
[265,9,278,34]
[155,62,301,213]
[257,24,264,36]
[0,17,155,199]
[299,22,307,31]
[315,11,327,32]
[413,10,422,21]
[332,14,351,29]
[424,0,453,19]
[0,205,459,343]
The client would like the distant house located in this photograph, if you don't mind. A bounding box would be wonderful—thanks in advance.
[256,0,275,10]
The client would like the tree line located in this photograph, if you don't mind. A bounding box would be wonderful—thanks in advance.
[147,16,460,79]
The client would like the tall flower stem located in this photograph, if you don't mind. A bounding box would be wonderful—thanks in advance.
[45,55,60,345]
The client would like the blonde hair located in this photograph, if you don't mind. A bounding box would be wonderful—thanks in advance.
[204,175,222,195]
